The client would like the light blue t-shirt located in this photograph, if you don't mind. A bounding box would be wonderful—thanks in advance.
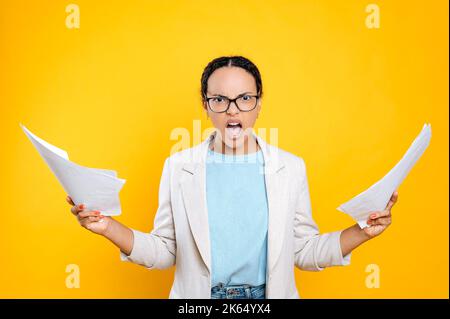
[206,148,268,287]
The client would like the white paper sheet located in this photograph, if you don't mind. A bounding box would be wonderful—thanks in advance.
[337,123,432,228]
[21,124,126,216]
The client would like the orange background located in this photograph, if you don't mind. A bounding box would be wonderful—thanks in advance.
[0,0,448,298]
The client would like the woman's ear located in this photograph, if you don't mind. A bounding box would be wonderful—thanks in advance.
[256,98,262,115]
[203,102,209,118]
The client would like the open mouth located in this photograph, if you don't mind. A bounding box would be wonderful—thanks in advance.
[225,121,243,139]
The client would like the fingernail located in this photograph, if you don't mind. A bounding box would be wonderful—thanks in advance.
[80,204,85,209]
[100,215,104,218]
[370,214,376,219]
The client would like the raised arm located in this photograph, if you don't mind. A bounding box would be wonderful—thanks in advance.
[340,190,398,256]
[66,157,176,270]
[293,157,398,271]
[66,196,134,256]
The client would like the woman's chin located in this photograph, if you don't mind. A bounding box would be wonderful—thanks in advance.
[224,137,244,150]
[215,128,252,152]
[223,134,248,151]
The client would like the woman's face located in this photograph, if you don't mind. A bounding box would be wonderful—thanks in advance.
[203,66,261,151]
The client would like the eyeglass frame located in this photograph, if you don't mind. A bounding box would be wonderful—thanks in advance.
[203,93,260,113]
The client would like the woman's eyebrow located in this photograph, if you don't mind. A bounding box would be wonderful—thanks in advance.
[208,93,225,97]
[236,91,253,97]
[208,92,254,98]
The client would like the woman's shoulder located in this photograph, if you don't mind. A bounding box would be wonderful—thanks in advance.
[162,140,308,175]
[163,142,205,170]
[265,143,307,171]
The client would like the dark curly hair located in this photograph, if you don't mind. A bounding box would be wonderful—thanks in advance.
[200,56,263,102]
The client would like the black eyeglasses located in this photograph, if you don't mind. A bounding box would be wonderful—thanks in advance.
[204,93,259,113]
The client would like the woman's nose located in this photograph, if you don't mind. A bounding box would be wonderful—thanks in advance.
[226,101,240,115]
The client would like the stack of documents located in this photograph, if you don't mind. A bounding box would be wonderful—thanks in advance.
[337,123,432,228]
[21,124,125,216]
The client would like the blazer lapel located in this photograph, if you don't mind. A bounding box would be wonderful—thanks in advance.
[255,135,287,276]
[179,131,287,278]
[179,136,212,275]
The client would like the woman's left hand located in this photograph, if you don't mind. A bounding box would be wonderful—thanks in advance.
[363,190,399,238]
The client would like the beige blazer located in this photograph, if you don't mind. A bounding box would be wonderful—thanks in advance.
[120,131,351,299]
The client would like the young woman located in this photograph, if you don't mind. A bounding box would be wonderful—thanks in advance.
[66,56,398,299]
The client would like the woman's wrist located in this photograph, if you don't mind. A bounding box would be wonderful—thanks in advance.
[340,223,372,256]
[101,217,117,239]
[101,217,134,255]
[357,224,372,241]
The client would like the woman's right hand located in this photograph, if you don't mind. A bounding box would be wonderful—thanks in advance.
[66,196,112,236]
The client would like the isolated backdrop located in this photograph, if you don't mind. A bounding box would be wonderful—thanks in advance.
[0,0,448,298]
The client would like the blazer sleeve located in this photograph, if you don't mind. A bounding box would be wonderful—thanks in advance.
[119,157,176,270]
[293,157,351,271]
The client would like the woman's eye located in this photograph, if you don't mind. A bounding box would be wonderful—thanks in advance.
[213,97,223,103]
[242,95,250,101]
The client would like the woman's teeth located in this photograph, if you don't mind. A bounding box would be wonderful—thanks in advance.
[226,123,242,138]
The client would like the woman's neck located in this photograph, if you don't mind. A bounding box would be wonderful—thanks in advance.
[210,134,260,155]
